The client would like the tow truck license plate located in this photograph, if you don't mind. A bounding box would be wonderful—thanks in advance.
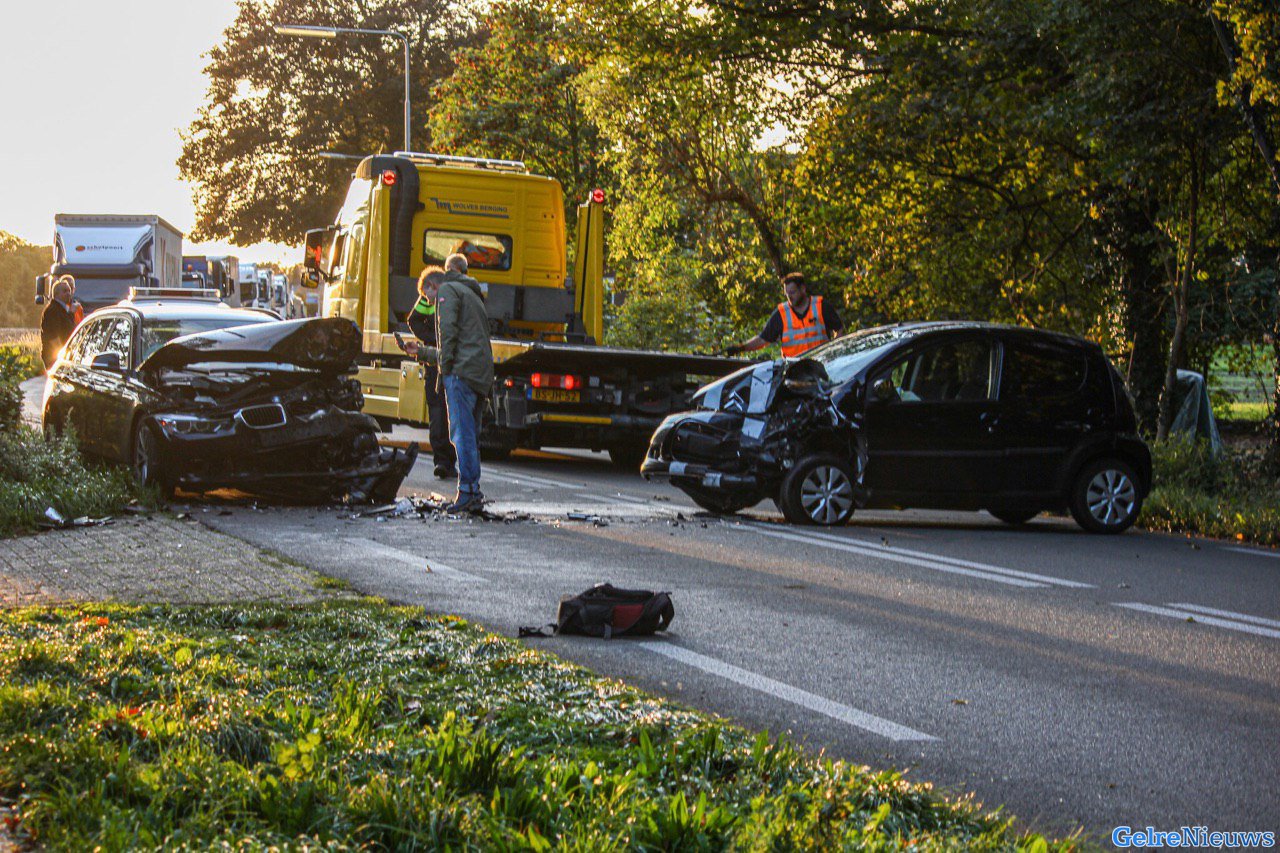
[529,388,580,403]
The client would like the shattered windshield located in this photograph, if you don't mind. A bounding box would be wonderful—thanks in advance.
[806,327,916,385]
[141,316,277,361]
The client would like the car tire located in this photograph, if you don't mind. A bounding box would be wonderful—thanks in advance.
[1069,456,1142,534]
[132,420,174,499]
[778,454,857,526]
[680,483,759,516]
[989,507,1040,526]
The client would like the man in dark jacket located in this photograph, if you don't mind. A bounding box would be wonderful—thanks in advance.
[403,254,494,513]
[40,277,76,370]
[407,266,457,479]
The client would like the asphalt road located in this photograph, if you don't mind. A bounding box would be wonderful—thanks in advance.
[192,430,1280,843]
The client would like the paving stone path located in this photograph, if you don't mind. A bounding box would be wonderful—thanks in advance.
[0,514,345,608]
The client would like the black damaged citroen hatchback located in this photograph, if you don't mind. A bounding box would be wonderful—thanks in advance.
[642,322,1152,533]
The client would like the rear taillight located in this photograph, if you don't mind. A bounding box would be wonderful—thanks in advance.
[530,372,581,390]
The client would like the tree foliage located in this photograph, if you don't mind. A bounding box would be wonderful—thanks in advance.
[0,233,48,329]
[179,0,478,245]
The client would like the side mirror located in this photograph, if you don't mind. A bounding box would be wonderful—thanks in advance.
[90,352,122,372]
[34,273,48,305]
[872,377,896,402]
[304,226,338,280]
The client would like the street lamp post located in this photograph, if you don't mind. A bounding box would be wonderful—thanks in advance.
[274,23,411,152]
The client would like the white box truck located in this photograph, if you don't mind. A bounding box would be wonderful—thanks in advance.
[36,214,182,314]
[238,262,260,307]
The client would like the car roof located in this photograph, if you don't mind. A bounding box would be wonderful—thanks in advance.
[862,321,1095,350]
[97,300,279,324]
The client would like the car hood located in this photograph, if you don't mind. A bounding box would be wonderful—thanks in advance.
[140,317,362,372]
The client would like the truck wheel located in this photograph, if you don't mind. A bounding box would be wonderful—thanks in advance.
[607,442,649,471]
[777,454,857,526]
[680,484,759,516]
[1069,457,1142,534]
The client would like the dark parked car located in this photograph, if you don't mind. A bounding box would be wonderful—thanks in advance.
[642,322,1151,533]
[43,295,416,502]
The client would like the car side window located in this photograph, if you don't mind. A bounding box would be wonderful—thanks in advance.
[880,339,994,403]
[1002,340,1086,401]
[102,317,134,369]
[74,320,110,366]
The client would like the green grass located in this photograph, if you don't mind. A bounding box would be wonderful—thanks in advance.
[0,427,143,537]
[0,602,1064,850]
[1142,440,1280,546]
[0,337,42,381]
[1215,401,1271,423]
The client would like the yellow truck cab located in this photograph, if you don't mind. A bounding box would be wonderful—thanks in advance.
[307,151,741,465]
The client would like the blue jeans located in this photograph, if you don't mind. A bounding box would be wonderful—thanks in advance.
[443,375,484,496]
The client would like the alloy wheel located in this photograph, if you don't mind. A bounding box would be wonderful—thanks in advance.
[1086,468,1136,527]
[799,464,855,525]
[133,425,156,486]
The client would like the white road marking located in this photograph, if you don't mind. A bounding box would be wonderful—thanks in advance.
[746,525,1047,588]
[1165,603,1280,631]
[576,492,650,505]
[488,470,583,490]
[798,526,1095,589]
[1223,546,1280,560]
[341,537,488,584]
[641,642,936,742]
[1116,603,1280,640]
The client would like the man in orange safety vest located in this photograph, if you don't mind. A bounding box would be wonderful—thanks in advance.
[725,272,843,358]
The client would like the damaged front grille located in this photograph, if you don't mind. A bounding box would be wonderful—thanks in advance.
[237,403,288,429]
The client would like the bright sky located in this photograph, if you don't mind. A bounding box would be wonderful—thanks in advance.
[0,0,293,264]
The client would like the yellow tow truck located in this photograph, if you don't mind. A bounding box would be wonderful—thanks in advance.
[304,151,743,466]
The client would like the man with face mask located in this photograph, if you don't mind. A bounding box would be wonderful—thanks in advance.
[725,272,844,357]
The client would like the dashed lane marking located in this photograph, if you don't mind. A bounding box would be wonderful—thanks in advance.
[1164,603,1280,631]
[341,537,488,584]
[1116,603,1280,640]
[640,642,936,742]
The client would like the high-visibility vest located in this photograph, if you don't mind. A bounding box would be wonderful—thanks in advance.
[778,296,828,357]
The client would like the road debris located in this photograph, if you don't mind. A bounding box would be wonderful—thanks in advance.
[37,507,115,530]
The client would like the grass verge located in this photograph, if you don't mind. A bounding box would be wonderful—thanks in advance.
[0,601,1064,849]
[0,427,141,538]
[1142,440,1280,546]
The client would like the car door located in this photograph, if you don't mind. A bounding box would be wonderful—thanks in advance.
[861,333,1003,502]
[57,318,111,449]
[74,314,136,459]
[989,334,1096,498]
[96,315,143,462]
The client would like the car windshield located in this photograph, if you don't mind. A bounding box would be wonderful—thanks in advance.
[141,315,277,361]
[805,326,918,384]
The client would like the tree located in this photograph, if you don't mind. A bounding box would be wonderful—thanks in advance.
[178,0,478,246]
[0,233,48,329]
[427,1,611,215]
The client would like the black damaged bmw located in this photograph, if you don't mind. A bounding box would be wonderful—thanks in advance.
[642,322,1152,533]
[43,293,417,502]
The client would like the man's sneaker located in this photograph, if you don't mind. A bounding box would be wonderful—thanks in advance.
[445,492,485,514]
[434,464,457,479]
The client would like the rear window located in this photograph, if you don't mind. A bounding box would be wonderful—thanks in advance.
[141,315,276,360]
[422,230,512,271]
[1001,340,1087,401]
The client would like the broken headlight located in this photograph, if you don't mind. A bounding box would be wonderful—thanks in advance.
[154,413,234,435]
